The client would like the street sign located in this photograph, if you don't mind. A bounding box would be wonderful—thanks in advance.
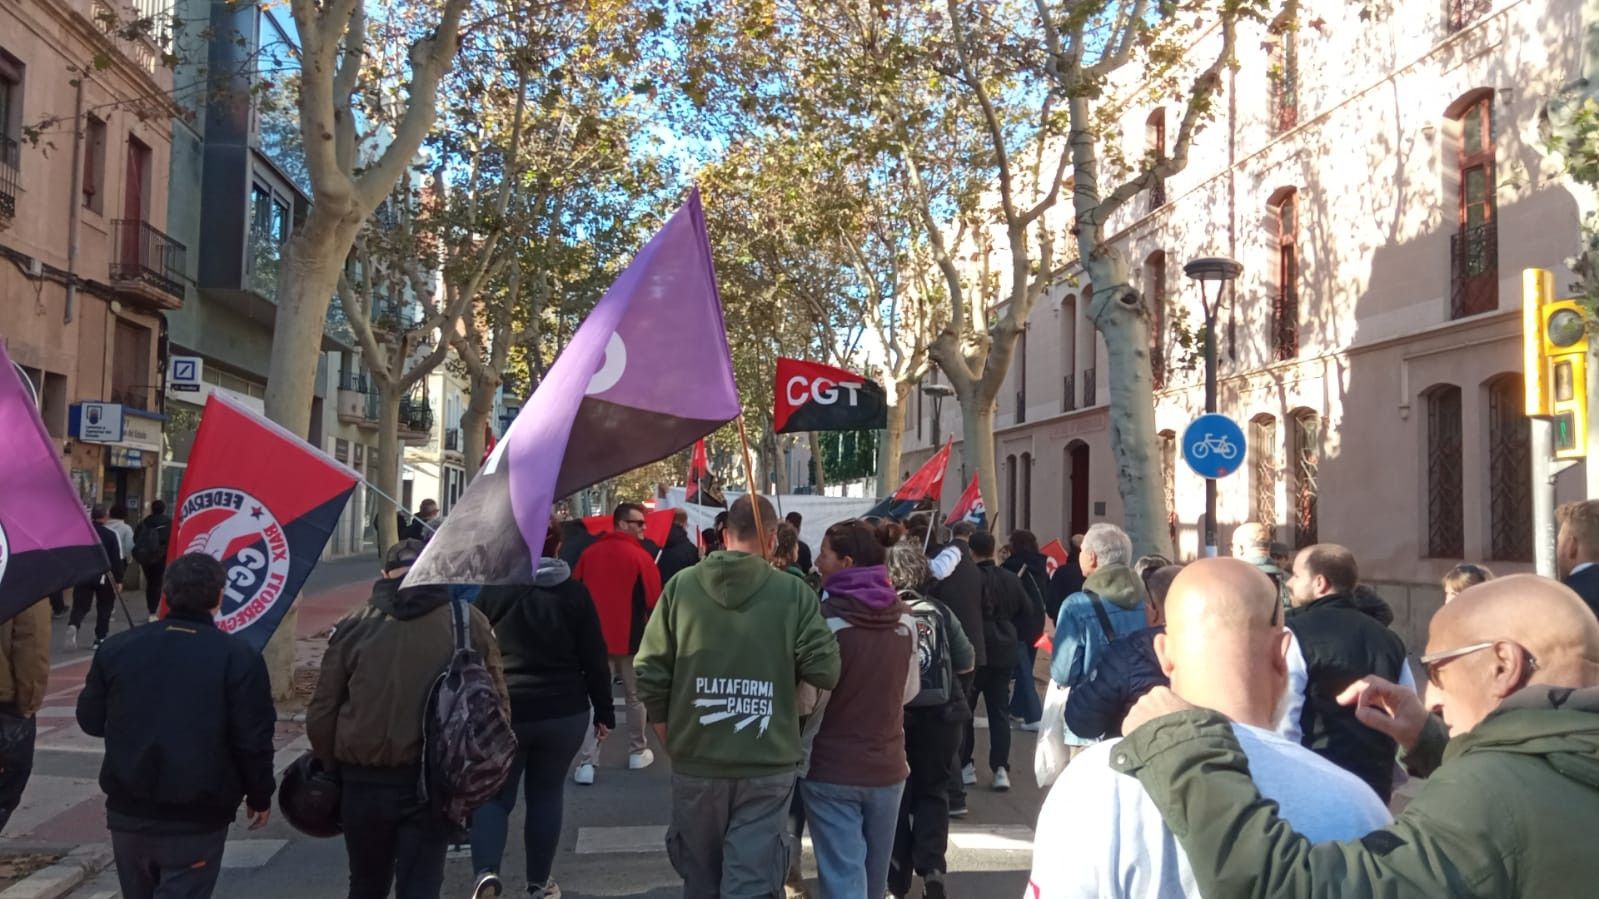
[1182,413,1246,479]
[169,356,203,393]
[69,402,125,444]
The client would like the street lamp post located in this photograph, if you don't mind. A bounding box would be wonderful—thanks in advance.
[923,383,955,448]
[1183,256,1243,557]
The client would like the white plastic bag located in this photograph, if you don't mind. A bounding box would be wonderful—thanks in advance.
[1034,680,1070,787]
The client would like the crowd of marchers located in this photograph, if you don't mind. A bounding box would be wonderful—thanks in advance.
[3,495,1599,899]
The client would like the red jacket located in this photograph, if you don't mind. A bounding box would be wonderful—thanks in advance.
[574,531,664,655]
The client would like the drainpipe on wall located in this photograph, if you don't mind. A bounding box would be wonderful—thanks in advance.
[64,77,85,324]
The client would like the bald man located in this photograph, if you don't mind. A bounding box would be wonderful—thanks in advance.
[1025,560,1389,899]
[1116,574,1599,897]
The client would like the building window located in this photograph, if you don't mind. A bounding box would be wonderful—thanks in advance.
[249,182,291,297]
[1146,109,1166,210]
[1060,295,1077,413]
[1425,384,1465,558]
[1487,374,1532,562]
[83,115,106,213]
[1250,415,1278,534]
[112,320,152,409]
[1450,92,1497,319]
[1159,429,1177,550]
[1015,328,1028,424]
[1289,409,1319,548]
[1270,189,1299,360]
[1146,251,1167,389]
[1267,19,1298,134]
[1005,454,1018,534]
[1020,452,1032,530]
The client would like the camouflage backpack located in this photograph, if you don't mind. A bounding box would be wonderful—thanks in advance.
[419,601,517,825]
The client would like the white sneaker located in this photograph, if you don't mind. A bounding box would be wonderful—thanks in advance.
[961,762,976,785]
[573,763,595,785]
[528,878,562,898]
[66,625,78,649]
[993,767,1011,791]
[1019,720,1042,732]
[629,749,655,770]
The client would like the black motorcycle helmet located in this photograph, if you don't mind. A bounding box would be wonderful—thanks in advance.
[279,752,342,838]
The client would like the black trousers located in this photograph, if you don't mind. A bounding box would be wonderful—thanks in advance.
[0,709,37,833]
[960,665,1014,772]
[70,579,116,641]
[111,827,227,899]
[888,709,961,895]
[48,591,65,615]
[341,778,450,899]
[947,673,976,806]
[141,563,166,616]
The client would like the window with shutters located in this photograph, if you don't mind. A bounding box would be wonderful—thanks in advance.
[1425,385,1464,558]
[1250,415,1278,534]
[1270,189,1299,359]
[1450,93,1497,318]
[1289,409,1319,548]
[1486,374,1532,562]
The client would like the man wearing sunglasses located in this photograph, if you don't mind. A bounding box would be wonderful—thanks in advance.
[1111,574,1599,897]
[573,502,664,784]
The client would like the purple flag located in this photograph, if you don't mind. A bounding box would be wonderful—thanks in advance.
[0,342,110,620]
[405,189,741,586]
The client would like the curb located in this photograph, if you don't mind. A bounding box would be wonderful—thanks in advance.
[0,844,112,899]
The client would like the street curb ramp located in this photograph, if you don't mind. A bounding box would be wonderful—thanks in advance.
[0,845,112,899]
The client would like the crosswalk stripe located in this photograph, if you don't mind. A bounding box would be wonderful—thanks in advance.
[4,775,100,835]
[574,823,1035,856]
[222,839,289,869]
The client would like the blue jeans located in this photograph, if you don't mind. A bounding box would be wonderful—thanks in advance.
[1008,646,1042,724]
[800,779,906,899]
[469,710,589,886]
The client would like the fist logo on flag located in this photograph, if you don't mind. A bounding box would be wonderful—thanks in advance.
[178,487,292,635]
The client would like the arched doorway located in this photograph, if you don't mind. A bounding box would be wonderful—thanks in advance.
[1064,440,1090,538]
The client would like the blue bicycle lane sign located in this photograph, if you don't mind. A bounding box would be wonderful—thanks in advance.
[1182,413,1247,479]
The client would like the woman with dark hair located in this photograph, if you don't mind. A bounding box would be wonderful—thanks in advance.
[804,520,916,899]
[469,522,615,899]
[1001,530,1050,730]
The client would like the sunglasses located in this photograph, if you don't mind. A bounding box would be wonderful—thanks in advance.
[1419,640,1539,688]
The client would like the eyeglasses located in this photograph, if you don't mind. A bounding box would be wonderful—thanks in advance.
[1419,640,1539,688]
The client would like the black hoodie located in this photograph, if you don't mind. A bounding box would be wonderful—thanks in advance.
[476,559,615,726]
[657,524,700,585]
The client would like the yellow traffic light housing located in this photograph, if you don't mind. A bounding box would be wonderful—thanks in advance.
[1523,268,1589,459]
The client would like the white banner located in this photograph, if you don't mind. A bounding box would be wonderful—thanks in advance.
[662,487,881,553]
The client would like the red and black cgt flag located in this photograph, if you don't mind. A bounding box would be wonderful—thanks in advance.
[774,358,888,434]
[685,438,726,508]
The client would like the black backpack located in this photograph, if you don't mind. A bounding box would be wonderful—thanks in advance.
[132,520,168,567]
[906,593,957,709]
[419,601,518,825]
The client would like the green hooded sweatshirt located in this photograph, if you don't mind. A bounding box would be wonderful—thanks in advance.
[1113,684,1599,897]
[634,551,841,779]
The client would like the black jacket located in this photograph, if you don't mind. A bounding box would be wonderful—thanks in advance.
[931,542,986,667]
[1064,625,1167,740]
[87,522,126,585]
[1565,566,1599,622]
[796,539,813,574]
[1002,552,1050,644]
[657,525,700,586]
[558,523,597,567]
[475,560,615,727]
[975,561,1026,670]
[1048,555,1085,621]
[1286,592,1411,801]
[77,608,275,831]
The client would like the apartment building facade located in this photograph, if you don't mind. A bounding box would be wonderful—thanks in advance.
[900,0,1587,637]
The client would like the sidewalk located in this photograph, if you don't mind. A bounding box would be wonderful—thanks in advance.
[7,556,378,857]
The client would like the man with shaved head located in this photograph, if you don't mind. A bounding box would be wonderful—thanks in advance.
[1025,560,1390,898]
[1117,574,1599,897]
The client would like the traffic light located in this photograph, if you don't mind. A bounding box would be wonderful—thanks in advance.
[1523,268,1589,459]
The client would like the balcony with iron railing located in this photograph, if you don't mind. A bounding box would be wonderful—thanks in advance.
[1014,391,1026,424]
[0,136,18,227]
[336,372,380,428]
[1083,369,1097,407]
[111,219,186,308]
[1446,0,1492,32]
[444,428,461,452]
[1062,374,1077,413]
[1450,223,1498,319]
[399,394,434,445]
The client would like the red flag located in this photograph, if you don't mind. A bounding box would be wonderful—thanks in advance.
[774,357,888,433]
[1040,539,1069,576]
[685,438,725,507]
[867,439,952,520]
[944,475,986,528]
[170,393,359,651]
[582,508,676,549]
[481,428,497,466]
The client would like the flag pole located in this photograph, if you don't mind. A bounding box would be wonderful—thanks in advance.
[735,417,769,554]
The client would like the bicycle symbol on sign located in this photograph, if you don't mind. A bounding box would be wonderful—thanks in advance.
[1189,432,1239,461]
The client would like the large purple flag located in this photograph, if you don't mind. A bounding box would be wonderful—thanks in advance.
[0,342,110,620]
[405,189,741,586]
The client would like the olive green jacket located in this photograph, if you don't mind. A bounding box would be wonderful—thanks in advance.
[1115,685,1599,897]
